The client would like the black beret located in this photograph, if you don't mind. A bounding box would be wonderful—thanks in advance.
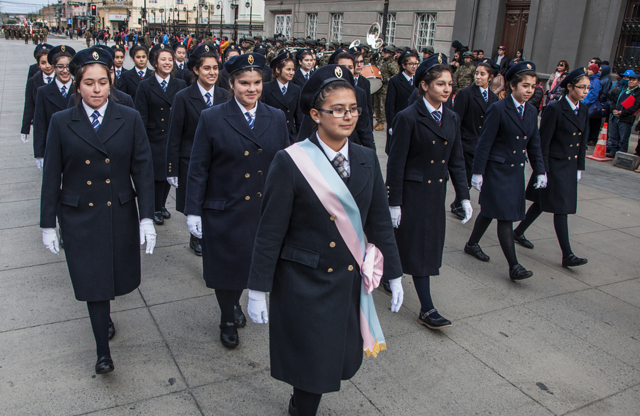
[505,60,536,82]
[347,46,364,55]
[172,41,187,50]
[224,44,242,57]
[111,44,126,54]
[223,52,266,75]
[47,45,76,65]
[295,48,313,61]
[33,43,53,58]
[560,67,588,89]
[129,43,148,58]
[269,50,294,69]
[328,48,346,64]
[299,64,355,115]
[70,47,113,76]
[187,44,218,71]
[150,43,174,56]
[415,53,448,88]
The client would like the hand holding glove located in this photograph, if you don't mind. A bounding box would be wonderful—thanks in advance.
[534,173,548,189]
[21,134,28,144]
[471,174,483,191]
[577,170,583,182]
[461,199,473,224]
[389,277,404,313]
[247,290,269,324]
[139,218,157,254]
[42,228,59,255]
[167,177,178,188]
[187,215,202,238]
[389,206,401,228]
[35,158,44,172]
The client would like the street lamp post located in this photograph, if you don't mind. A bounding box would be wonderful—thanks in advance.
[159,8,164,32]
[245,1,252,37]
[193,5,198,37]
[230,0,238,42]
[216,1,223,39]
[183,7,189,34]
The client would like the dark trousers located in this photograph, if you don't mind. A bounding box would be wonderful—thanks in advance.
[608,117,632,155]
[214,289,242,323]
[587,117,602,144]
[154,180,171,211]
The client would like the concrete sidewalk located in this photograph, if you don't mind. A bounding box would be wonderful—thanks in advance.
[1,37,639,415]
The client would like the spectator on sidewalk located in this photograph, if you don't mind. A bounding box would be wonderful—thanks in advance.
[582,63,602,145]
[607,69,640,157]
[546,60,569,105]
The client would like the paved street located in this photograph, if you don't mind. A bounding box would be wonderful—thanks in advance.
[1,35,639,415]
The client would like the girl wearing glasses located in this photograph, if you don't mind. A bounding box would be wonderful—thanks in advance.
[33,45,76,172]
[384,51,420,154]
[386,54,472,330]
[247,64,403,416]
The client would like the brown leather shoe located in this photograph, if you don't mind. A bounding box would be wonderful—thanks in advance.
[374,123,385,131]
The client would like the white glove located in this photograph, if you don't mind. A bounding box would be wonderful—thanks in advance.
[167,177,178,188]
[389,206,401,228]
[389,277,404,313]
[42,228,59,255]
[577,170,582,182]
[247,289,269,324]
[461,199,473,224]
[388,128,393,135]
[187,215,202,238]
[21,134,28,144]
[35,157,44,172]
[534,173,548,189]
[471,174,483,191]
[139,218,157,254]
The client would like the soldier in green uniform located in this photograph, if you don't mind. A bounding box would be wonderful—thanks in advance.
[84,28,92,47]
[373,45,399,131]
[266,37,283,65]
[24,28,30,44]
[453,51,476,93]
[144,32,151,49]
[42,26,48,42]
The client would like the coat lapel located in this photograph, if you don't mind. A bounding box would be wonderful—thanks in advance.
[505,95,527,134]
[165,77,179,101]
[149,76,173,104]
[560,96,583,130]
[346,143,371,197]
[188,81,208,114]
[46,82,67,110]
[398,74,414,95]
[225,100,261,146]
[416,99,447,140]
[472,84,488,111]
[97,100,125,144]
[68,103,108,155]
[269,82,289,108]
[214,85,228,105]
[253,101,272,140]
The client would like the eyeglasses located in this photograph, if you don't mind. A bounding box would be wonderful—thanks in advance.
[317,107,362,118]
[557,63,565,67]
[55,64,70,71]
[573,85,592,91]
[406,62,419,66]
[355,60,364,65]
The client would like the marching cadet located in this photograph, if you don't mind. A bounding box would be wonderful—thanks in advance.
[292,48,315,88]
[372,45,399,131]
[33,45,76,172]
[349,45,373,128]
[247,64,404,416]
[384,51,419,154]
[261,50,303,143]
[21,44,55,144]
[254,44,273,82]
[452,51,476,93]
[84,27,93,47]
[450,58,499,219]
[27,43,52,80]
[117,43,153,101]
[173,41,189,81]
[184,53,289,349]
[40,47,156,375]
[464,61,547,281]
[24,27,30,44]
[111,45,127,83]
[386,54,472,330]
[513,68,590,268]
[166,44,227,256]
[217,44,242,88]
[135,44,187,225]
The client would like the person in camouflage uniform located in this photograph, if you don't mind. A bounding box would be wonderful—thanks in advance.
[43,26,48,42]
[373,45,399,130]
[84,28,93,47]
[453,51,476,93]
[266,38,285,65]
[144,32,151,49]
[24,28,30,44]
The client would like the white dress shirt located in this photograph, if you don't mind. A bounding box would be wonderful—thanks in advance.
[277,79,289,93]
[42,72,54,84]
[55,78,72,94]
[423,97,443,120]
[403,71,413,85]
[83,99,108,126]
[317,132,350,175]
[565,95,579,112]
[236,97,257,119]
[197,81,215,102]
[155,73,171,86]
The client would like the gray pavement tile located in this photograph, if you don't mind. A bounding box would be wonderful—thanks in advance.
[510,211,610,243]
[565,384,640,416]
[0,308,185,415]
[0,153,37,170]
[572,229,640,268]
[619,225,640,238]
[3,165,43,184]
[83,391,202,416]
[575,199,640,230]
[0,181,41,203]
[447,307,640,415]
[0,225,67,271]
[598,277,640,309]
[352,330,552,416]
[576,184,620,201]
[0,198,41,229]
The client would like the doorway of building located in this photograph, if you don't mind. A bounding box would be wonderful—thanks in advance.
[500,0,530,61]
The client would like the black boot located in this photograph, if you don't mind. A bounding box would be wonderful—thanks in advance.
[161,207,171,219]
[189,234,202,256]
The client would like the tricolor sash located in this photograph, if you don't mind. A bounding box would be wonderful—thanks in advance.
[285,139,386,357]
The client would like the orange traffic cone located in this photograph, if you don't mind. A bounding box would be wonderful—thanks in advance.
[586,122,612,161]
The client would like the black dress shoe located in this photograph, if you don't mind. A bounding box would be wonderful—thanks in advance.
[153,211,164,225]
[450,201,465,219]
[464,243,490,262]
[108,318,116,340]
[562,254,588,268]
[288,394,298,416]
[509,264,533,281]
[189,234,202,256]
[161,207,171,219]
[417,309,452,329]
[514,232,534,249]
[219,322,239,348]
[95,356,114,374]
[380,279,392,295]
[234,305,247,328]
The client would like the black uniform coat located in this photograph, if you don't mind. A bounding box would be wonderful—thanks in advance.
[248,135,403,394]
[525,98,588,214]
[386,99,469,276]
[296,86,375,150]
[166,82,228,213]
[40,101,154,301]
[356,75,373,127]
[117,67,154,102]
[33,80,76,158]
[174,62,186,81]
[453,84,499,185]
[384,72,414,154]
[292,68,311,88]
[261,80,303,143]
[27,63,39,82]
[68,88,135,110]
[184,100,290,290]
[217,67,231,89]
[21,71,49,135]
[472,95,545,221]
[135,75,187,181]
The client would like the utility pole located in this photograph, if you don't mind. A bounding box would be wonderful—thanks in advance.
[381,0,389,45]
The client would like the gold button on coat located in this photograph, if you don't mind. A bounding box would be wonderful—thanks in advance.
[245,196,250,200]
[257,149,263,154]
[431,160,434,163]
[244,151,249,156]
[328,268,334,273]
[245,173,250,178]
[444,141,448,145]
[428,180,431,183]
[107,201,111,206]
[439,179,443,182]
[106,179,110,183]
[257,170,263,175]
[348,265,354,271]
[85,160,90,164]
[89,203,93,206]
[87,181,92,185]
[257,192,262,197]
[330,215,336,221]
[442,160,445,163]
[105,158,110,163]
[329,242,336,248]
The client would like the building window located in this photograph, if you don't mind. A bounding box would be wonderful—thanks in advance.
[275,14,292,38]
[331,13,343,43]
[149,0,157,3]
[306,13,318,38]
[379,13,396,45]
[415,13,437,50]
[176,0,183,4]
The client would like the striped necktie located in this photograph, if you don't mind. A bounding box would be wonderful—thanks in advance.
[304,72,309,81]
[245,111,254,129]
[179,63,183,70]
[46,76,52,84]
[204,92,212,107]
[431,110,441,126]
[138,70,144,79]
[574,106,579,116]
[409,77,413,86]
[91,110,101,131]
[331,153,349,178]
[161,80,167,92]
[282,86,287,96]
[482,89,488,102]
[60,85,67,98]
[116,69,121,79]
[517,104,524,119]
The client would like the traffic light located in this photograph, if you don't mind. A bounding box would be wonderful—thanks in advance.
[90,4,97,16]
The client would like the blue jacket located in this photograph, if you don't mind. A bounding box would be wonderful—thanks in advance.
[163,33,168,44]
[599,65,612,103]
[582,74,601,106]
